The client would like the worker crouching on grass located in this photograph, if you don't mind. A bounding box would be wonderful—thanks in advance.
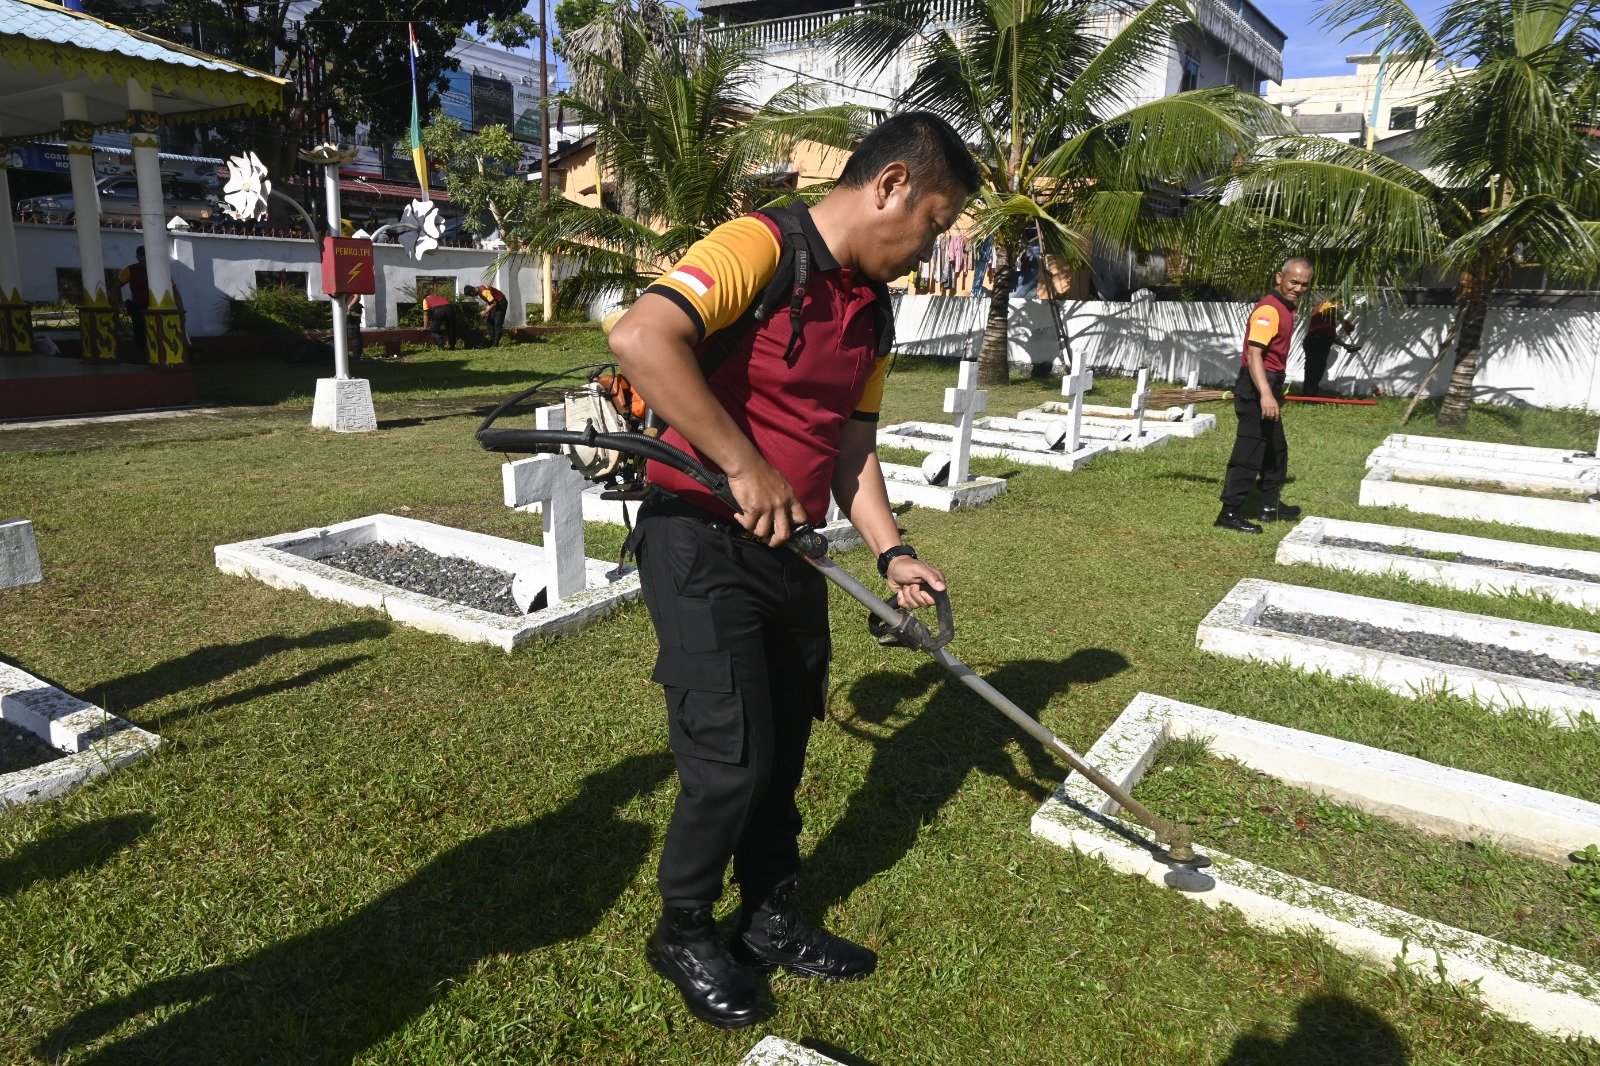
[1216,257,1312,534]
[607,113,980,1029]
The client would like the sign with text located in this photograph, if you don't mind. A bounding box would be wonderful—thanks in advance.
[321,237,375,295]
[472,75,514,132]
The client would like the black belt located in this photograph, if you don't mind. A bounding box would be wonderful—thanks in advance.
[640,488,747,538]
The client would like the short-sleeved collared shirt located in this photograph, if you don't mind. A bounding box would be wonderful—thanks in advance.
[641,204,891,524]
[1241,291,1296,373]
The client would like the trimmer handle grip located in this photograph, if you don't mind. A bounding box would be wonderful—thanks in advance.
[869,586,955,652]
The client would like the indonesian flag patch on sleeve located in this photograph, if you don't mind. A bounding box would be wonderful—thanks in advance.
[667,265,716,298]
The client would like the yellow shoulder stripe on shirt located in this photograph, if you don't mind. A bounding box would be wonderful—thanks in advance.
[1246,303,1280,348]
[647,215,783,339]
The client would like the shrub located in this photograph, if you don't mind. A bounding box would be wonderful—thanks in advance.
[227,286,332,334]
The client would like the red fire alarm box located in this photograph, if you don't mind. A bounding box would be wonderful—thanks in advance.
[321,237,375,295]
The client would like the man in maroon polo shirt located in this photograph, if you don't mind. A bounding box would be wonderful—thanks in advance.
[608,113,979,1029]
[1216,257,1312,533]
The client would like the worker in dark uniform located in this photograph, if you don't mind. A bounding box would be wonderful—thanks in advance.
[118,246,148,362]
[1216,257,1312,534]
[465,284,509,346]
[1300,296,1353,396]
[608,113,980,1030]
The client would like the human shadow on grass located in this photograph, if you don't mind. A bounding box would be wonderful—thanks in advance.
[37,753,673,1064]
[1219,993,1408,1065]
[86,621,390,718]
[0,812,155,901]
[805,650,1129,915]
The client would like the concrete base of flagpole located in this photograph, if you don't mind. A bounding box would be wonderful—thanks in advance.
[311,378,378,433]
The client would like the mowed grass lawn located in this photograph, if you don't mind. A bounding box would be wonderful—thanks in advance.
[4,331,1600,1064]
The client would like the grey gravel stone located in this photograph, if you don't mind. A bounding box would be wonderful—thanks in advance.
[1259,606,1600,690]
[319,542,522,617]
[1321,536,1600,584]
[0,720,64,776]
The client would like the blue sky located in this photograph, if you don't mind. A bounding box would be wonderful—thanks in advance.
[1255,1,1448,81]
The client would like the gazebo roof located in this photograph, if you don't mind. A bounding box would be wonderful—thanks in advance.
[0,0,288,141]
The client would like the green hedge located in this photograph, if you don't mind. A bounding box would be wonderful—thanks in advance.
[227,287,332,335]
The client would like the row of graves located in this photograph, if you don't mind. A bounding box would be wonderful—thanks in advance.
[1036,431,1600,1044]
[13,350,1600,1055]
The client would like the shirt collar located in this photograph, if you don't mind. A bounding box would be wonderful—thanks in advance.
[784,200,841,273]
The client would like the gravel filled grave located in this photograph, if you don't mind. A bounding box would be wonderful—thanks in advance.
[1321,536,1600,585]
[0,720,63,776]
[1258,606,1600,690]
[319,542,523,617]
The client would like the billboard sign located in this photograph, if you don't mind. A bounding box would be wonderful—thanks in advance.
[472,74,514,132]
[512,84,542,144]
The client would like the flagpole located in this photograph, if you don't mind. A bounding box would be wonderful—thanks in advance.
[1365,25,1392,151]
[539,0,554,323]
[408,22,429,200]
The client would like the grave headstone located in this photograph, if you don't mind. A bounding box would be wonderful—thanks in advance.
[1060,344,1093,454]
[0,519,42,589]
[1130,367,1149,442]
[1184,369,1199,424]
[943,356,987,487]
[514,406,590,605]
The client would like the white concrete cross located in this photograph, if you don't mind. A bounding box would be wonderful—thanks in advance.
[1130,367,1150,441]
[1184,369,1200,423]
[943,354,987,486]
[1059,344,1094,454]
[501,406,588,608]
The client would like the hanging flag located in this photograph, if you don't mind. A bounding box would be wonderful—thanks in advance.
[408,23,430,201]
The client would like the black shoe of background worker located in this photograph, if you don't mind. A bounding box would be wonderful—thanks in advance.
[646,907,767,1029]
[1215,508,1263,534]
[1259,501,1302,522]
[732,877,877,981]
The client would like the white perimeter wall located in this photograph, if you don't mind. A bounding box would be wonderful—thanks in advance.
[892,295,1600,413]
[13,222,541,337]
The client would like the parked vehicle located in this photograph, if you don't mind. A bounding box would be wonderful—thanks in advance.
[18,175,222,223]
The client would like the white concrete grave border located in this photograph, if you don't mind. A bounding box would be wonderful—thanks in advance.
[739,1037,843,1066]
[879,461,1006,511]
[1197,579,1600,727]
[976,414,1173,453]
[880,420,1110,472]
[1365,435,1600,495]
[1,661,163,809]
[1031,692,1600,1042]
[214,513,639,652]
[1279,516,1600,612]
[1361,465,1600,538]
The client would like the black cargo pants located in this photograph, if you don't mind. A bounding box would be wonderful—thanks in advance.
[1220,366,1288,510]
[633,493,831,909]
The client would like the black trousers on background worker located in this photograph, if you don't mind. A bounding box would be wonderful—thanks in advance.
[633,491,830,909]
[1221,366,1288,510]
[486,302,507,346]
[1301,333,1335,395]
[427,307,457,350]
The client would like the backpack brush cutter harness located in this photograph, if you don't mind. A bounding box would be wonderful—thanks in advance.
[474,417,1210,874]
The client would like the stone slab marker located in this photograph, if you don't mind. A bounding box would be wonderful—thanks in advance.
[739,1036,845,1065]
[1130,367,1149,441]
[1184,368,1199,423]
[0,519,41,589]
[943,355,987,486]
[501,406,589,604]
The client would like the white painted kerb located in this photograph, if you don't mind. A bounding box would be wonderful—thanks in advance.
[1279,517,1600,611]
[0,662,163,809]
[740,1036,843,1066]
[1032,692,1600,1041]
[215,514,639,651]
[1361,466,1600,537]
[1197,579,1600,726]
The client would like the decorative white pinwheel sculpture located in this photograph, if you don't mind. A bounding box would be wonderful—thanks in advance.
[399,199,443,260]
[221,151,271,221]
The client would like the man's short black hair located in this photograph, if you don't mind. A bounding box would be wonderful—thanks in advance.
[837,112,981,199]
[135,246,145,259]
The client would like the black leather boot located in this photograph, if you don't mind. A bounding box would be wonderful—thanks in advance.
[1214,507,1263,534]
[732,879,877,980]
[1259,501,1302,522]
[646,906,766,1029]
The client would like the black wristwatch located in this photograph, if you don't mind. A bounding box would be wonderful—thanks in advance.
[877,544,918,578]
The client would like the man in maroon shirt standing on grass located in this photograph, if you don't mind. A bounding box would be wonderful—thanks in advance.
[1216,257,1313,534]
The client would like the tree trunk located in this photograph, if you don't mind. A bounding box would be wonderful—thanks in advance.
[1436,274,1492,429]
[977,242,1014,388]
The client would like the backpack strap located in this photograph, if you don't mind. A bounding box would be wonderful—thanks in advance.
[699,202,808,381]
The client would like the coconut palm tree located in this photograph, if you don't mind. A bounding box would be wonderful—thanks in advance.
[1196,0,1600,427]
[821,0,1290,385]
[527,8,868,311]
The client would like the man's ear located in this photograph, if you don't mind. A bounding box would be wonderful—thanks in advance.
[874,161,911,209]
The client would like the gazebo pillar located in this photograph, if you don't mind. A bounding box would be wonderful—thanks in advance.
[127,79,185,366]
[61,92,115,360]
[0,119,31,354]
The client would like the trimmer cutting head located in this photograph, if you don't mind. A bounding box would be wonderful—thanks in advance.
[1157,824,1212,871]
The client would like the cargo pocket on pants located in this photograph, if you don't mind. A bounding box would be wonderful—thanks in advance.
[652,649,744,764]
